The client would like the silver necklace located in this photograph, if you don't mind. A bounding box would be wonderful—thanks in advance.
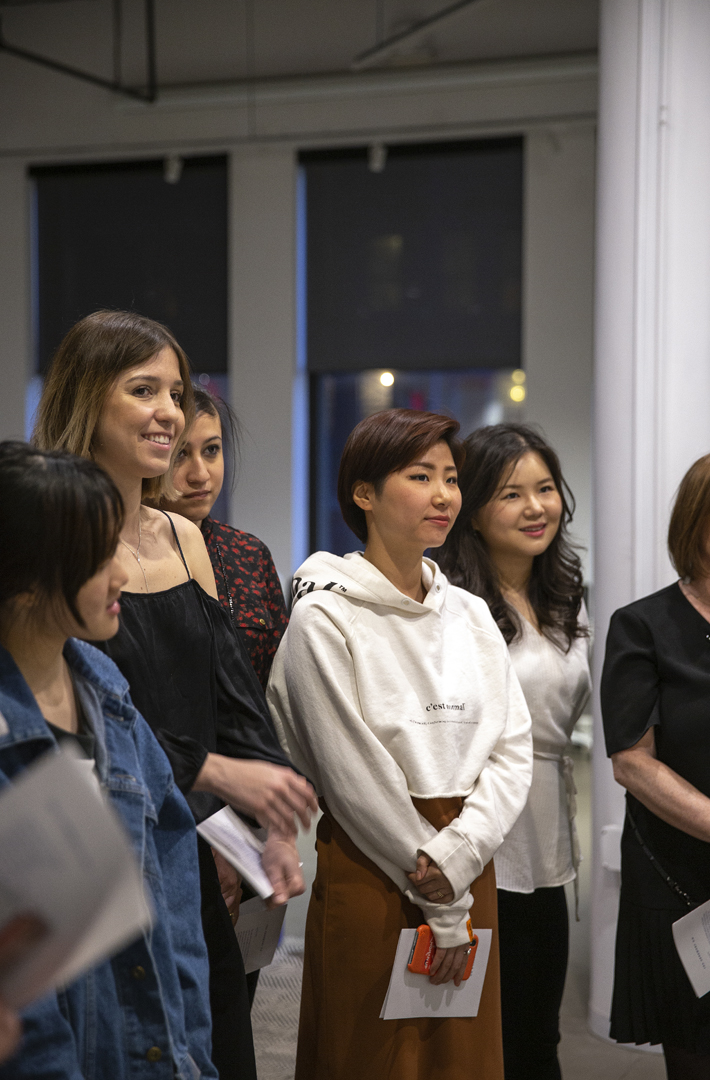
[120,511,149,592]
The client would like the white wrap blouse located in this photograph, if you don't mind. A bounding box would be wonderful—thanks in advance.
[493,609,591,894]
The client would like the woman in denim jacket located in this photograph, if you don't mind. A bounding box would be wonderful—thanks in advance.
[0,442,217,1080]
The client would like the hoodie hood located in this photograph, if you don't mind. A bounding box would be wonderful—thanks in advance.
[291,550,448,614]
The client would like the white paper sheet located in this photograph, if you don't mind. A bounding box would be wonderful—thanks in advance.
[672,899,710,997]
[196,806,274,899]
[0,747,152,1008]
[379,928,492,1020]
[235,896,286,974]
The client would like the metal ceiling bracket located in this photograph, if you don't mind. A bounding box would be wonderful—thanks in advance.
[352,0,489,72]
[0,0,157,102]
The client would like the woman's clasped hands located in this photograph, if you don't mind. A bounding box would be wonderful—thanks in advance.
[406,853,471,986]
[407,853,454,904]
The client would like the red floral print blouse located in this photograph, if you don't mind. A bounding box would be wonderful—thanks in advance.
[201,517,289,691]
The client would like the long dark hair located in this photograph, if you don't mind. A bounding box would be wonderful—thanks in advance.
[0,441,124,627]
[434,423,586,648]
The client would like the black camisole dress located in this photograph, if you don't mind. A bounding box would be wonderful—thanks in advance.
[93,513,294,1080]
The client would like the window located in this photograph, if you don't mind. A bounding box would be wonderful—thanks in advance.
[31,155,228,374]
[302,138,524,555]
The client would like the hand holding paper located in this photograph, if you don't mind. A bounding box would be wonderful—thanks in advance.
[197,806,306,907]
[261,833,305,907]
[197,806,275,899]
[380,928,491,1020]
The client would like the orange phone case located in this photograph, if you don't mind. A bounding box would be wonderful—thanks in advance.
[462,934,478,980]
[407,925,436,975]
[407,923,479,979]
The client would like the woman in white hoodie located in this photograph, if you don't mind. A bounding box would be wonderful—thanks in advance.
[268,409,533,1080]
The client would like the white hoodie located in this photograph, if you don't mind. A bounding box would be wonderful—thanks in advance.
[267,551,533,947]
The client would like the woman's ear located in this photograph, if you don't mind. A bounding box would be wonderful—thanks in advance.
[352,480,375,513]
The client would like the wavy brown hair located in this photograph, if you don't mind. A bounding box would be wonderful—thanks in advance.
[33,310,194,502]
[434,423,586,648]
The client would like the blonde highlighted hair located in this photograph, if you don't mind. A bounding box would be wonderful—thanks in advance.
[33,310,195,502]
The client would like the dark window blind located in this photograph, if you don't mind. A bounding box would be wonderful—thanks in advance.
[303,138,523,374]
[32,155,228,373]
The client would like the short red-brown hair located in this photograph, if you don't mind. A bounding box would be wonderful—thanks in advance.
[337,408,464,542]
[668,454,710,580]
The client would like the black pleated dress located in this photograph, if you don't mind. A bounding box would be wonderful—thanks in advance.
[93,515,294,1080]
[601,583,710,1052]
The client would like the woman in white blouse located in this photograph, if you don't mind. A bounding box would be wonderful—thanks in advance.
[435,423,591,1080]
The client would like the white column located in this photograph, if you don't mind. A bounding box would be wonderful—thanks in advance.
[0,161,31,441]
[228,147,298,585]
[590,0,710,1038]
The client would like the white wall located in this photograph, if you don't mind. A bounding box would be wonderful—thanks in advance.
[524,126,596,581]
[0,53,597,584]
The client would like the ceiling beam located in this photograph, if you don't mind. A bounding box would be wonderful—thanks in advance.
[352,0,491,72]
[0,0,157,102]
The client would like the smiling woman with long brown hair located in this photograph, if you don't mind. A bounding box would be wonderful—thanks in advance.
[34,310,316,1080]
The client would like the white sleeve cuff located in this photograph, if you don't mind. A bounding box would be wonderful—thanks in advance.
[418,826,482,901]
[420,897,474,948]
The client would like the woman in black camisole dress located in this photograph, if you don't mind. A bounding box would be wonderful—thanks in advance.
[34,310,317,1080]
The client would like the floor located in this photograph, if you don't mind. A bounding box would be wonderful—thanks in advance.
[251,746,668,1080]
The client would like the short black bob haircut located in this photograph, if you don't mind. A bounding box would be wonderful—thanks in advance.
[0,442,124,627]
[338,409,464,543]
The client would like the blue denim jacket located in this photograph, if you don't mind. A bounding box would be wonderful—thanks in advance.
[0,639,218,1080]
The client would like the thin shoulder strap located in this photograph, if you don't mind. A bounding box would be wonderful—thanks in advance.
[159,510,191,581]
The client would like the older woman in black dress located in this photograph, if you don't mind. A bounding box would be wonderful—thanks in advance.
[602,454,710,1079]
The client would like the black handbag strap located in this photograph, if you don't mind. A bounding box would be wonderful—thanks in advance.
[626,803,699,910]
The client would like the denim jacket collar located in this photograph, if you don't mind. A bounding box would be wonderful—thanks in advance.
[0,639,134,784]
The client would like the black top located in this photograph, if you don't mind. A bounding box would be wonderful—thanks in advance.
[46,720,95,760]
[45,674,96,759]
[601,582,710,905]
[93,514,293,822]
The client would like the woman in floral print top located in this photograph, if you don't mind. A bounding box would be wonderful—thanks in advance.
[162,387,288,690]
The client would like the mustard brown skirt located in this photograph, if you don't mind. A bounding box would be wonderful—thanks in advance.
[296,798,503,1080]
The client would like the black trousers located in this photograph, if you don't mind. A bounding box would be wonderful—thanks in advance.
[197,837,257,1080]
[498,885,569,1080]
